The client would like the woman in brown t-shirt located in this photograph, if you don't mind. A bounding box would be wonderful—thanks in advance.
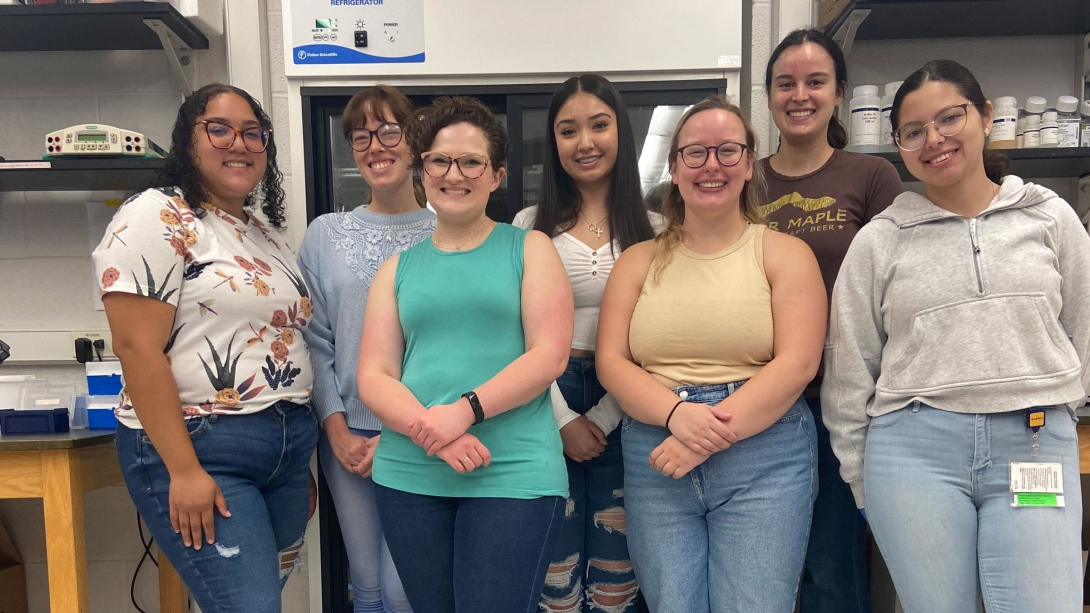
[761,28,902,613]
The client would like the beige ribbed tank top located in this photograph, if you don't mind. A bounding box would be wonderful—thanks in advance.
[629,224,774,389]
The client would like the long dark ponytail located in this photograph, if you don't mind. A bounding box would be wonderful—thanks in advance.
[765,28,849,149]
[891,60,1009,184]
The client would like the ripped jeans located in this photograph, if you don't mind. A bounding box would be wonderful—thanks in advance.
[116,400,319,613]
[541,357,639,613]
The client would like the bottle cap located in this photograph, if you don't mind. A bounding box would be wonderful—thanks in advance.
[1024,115,1041,129]
[994,96,1017,109]
[1056,96,1079,113]
[884,81,904,97]
[1024,96,1047,114]
[1042,111,1057,125]
[853,85,879,97]
[1081,100,1090,118]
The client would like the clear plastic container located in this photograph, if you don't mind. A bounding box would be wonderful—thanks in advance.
[1080,100,1090,148]
[0,374,37,410]
[17,383,75,411]
[1056,96,1080,148]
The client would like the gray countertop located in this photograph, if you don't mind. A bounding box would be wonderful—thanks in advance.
[0,429,115,451]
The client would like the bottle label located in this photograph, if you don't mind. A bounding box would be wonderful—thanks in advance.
[1058,121,1080,147]
[1041,126,1058,146]
[881,108,893,145]
[1024,129,1040,148]
[851,107,881,146]
[990,117,1017,143]
[1081,125,1090,148]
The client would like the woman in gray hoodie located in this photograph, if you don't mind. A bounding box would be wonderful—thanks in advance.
[823,60,1089,613]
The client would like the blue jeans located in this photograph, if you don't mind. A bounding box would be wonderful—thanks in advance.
[864,402,1083,613]
[374,485,565,613]
[800,396,872,613]
[622,382,817,613]
[541,357,638,613]
[116,401,319,613]
[318,427,412,613]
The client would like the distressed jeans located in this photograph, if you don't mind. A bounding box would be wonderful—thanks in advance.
[623,382,817,613]
[864,402,1083,613]
[116,401,319,613]
[540,357,639,613]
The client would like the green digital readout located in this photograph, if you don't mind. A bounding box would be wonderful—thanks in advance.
[77,133,107,142]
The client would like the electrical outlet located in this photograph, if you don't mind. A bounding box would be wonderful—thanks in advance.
[70,330,114,359]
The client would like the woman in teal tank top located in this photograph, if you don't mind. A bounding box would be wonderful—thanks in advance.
[357,96,574,613]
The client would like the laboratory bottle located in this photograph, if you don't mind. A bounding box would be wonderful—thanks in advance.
[850,85,881,153]
[1080,100,1090,147]
[988,96,1017,149]
[1054,96,1079,147]
[880,81,903,152]
[1040,111,1058,148]
[1023,114,1041,148]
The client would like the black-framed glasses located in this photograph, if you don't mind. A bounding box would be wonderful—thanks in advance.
[677,142,748,168]
[196,120,271,153]
[421,152,491,179]
[894,103,970,152]
[348,123,404,152]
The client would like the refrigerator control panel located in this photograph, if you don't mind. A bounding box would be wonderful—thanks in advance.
[286,0,424,70]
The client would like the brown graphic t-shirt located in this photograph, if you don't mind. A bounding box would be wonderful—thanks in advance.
[759,149,902,303]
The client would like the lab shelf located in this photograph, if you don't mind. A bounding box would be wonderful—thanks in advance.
[0,158,165,192]
[0,3,208,52]
[824,0,1090,41]
[873,147,1090,182]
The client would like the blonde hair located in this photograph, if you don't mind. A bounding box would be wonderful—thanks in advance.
[652,96,766,282]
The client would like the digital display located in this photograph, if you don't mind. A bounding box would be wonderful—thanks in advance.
[77,133,107,142]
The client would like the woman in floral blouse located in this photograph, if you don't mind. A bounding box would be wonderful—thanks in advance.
[93,83,318,613]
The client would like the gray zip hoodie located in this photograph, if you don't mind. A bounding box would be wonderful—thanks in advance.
[822,175,1090,507]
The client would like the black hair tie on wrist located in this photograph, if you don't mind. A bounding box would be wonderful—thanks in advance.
[665,400,685,430]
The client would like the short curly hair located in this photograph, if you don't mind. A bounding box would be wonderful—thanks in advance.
[405,96,509,172]
[155,83,286,228]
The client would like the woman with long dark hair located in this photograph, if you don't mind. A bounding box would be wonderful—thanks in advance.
[824,60,1088,613]
[762,29,902,613]
[513,74,660,613]
[93,83,317,612]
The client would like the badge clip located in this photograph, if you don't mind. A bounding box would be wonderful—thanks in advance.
[1026,409,1045,455]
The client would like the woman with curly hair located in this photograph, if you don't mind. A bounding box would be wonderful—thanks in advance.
[358,95,574,612]
[92,83,318,613]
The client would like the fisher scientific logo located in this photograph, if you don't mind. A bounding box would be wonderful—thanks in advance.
[330,0,382,4]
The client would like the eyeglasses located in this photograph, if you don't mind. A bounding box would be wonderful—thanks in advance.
[348,123,404,152]
[196,120,271,153]
[676,142,748,169]
[894,103,970,152]
[420,153,491,179]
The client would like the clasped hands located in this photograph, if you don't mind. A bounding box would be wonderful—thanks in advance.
[650,402,737,479]
[408,398,491,474]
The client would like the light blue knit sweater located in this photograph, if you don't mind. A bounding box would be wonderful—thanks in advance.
[297,206,436,430]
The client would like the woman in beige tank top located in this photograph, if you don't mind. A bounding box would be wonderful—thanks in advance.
[596,96,828,612]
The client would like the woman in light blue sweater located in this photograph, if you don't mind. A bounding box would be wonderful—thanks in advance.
[298,85,434,613]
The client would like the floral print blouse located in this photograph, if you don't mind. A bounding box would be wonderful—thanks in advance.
[92,187,314,429]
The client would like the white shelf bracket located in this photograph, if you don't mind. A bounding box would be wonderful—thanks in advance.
[144,18,197,100]
[831,8,871,58]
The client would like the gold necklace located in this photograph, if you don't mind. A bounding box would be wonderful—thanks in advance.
[432,218,489,251]
[580,212,609,238]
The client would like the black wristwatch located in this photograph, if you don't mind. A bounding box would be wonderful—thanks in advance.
[462,391,485,425]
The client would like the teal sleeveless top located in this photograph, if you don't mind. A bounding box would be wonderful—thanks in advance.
[372,223,568,499]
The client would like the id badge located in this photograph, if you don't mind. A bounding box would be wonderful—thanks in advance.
[1009,459,1065,508]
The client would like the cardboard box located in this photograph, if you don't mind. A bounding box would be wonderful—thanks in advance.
[820,0,853,27]
[0,521,27,613]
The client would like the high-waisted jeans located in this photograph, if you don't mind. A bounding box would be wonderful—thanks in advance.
[864,402,1082,613]
[622,381,817,613]
[116,401,319,613]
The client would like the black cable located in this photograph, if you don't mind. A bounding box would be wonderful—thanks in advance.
[131,512,158,613]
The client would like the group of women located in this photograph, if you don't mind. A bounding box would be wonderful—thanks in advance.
[91,25,1087,613]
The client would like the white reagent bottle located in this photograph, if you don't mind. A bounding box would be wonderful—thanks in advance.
[849,85,881,153]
